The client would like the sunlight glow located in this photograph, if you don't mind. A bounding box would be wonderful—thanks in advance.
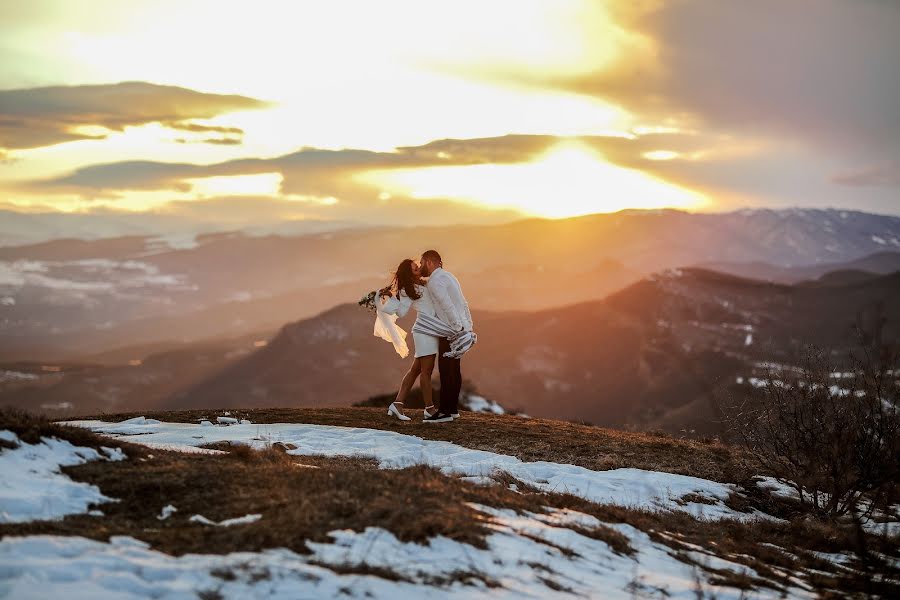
[356,142,707,219]
[184,173,283,198]
[643,150,680,161]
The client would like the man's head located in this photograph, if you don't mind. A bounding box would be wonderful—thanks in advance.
[419,250,442,277]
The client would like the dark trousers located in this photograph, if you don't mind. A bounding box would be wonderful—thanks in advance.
[438,337,462,414]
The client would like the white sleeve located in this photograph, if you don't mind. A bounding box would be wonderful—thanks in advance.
[373,294,410,358]
[379,293,412,318]
[430,277,463,331]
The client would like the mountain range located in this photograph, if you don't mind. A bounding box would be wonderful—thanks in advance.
[2,207,899,362]
[5,261,898,434]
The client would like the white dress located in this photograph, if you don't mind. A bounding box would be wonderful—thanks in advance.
[377,285,440,358]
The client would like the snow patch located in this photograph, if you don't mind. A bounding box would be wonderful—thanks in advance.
[0,430,124,523]
[0,505,811,599]
[189,513,262,527]
[0,370,38,383]
[157,505,177,521]
[71,420,764,521]
[464,395,505,414]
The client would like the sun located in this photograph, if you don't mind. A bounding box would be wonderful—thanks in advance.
[356,142,708,219]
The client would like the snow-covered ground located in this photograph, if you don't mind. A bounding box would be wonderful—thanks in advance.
[69,419,764,521]
[0,430,124,523]
[0,505,812,600]
[0,419,843,598]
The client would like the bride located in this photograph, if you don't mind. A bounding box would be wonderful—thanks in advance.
[375,258,439,421]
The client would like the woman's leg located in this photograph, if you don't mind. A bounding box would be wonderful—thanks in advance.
[394,358,421,406]
[418,354,436,413]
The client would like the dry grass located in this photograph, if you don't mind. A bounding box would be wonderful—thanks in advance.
[80,407,751,483]
[7,408,898,596]
[0,448,497,556]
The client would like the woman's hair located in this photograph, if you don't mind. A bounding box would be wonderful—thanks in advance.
[390,258,424,301]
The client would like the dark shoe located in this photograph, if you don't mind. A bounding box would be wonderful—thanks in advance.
[424,412,454,423]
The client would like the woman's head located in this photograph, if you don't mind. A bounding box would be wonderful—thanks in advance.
[391,258,423,300]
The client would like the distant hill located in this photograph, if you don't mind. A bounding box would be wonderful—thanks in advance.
[167,267,900,433]
[0,329,275,417]
[5,264,898,432]
[3,207,899,361]
[696,250,900,284]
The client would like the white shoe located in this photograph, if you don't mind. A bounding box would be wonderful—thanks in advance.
[387,403,411,421]
[451,413,460,419]
[424,405,437,418]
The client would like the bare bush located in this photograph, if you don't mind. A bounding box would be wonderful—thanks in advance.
[719,331,899,521]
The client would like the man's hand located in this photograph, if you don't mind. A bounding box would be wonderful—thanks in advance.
[448,326,467,341]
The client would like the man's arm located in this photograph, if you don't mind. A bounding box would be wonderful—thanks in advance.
[430,276,464,332]
[448,273,473,332]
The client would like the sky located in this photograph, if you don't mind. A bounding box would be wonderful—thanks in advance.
[1,0,899,234]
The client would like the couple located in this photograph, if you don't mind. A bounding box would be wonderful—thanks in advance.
[373,250,475,423]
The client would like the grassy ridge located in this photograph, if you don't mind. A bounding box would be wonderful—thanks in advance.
[78,407,748,484]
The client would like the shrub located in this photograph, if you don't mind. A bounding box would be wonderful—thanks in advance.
[718,331,899,521]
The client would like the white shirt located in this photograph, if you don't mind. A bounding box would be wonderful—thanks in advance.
[426,267,473,333]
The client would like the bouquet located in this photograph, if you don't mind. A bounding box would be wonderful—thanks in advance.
[358,290,378,312]
[358,287,391,312]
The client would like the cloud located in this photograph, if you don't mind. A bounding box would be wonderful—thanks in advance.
[446,0,900,198]
[175,137,243,146]
[17,129,899,216]
[19,160,204,196]
[0,81,271,151]
[548,2,900,151]
[832,161,900,187]
[161,121,244,135]
[13,131,754,207]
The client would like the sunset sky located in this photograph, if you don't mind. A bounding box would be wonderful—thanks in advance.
[1,0,899,233]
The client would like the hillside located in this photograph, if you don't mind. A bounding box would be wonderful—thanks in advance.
[6,264,897,432]
[3,207,899,360]
[0,329,277,417]
[1,407,896,598]
[163,267,900,433]
[696,250,900,284]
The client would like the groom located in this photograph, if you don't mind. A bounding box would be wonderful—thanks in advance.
[419,249,473,423]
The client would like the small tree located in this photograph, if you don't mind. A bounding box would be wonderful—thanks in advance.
[719,330,899,521]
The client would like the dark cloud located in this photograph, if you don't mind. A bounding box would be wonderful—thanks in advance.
[0,81,270,151]
[568,1,900,152]
[449,0,900,194]
[161,121,244,135]
[17,160,206,199]
[175,137,243,146]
